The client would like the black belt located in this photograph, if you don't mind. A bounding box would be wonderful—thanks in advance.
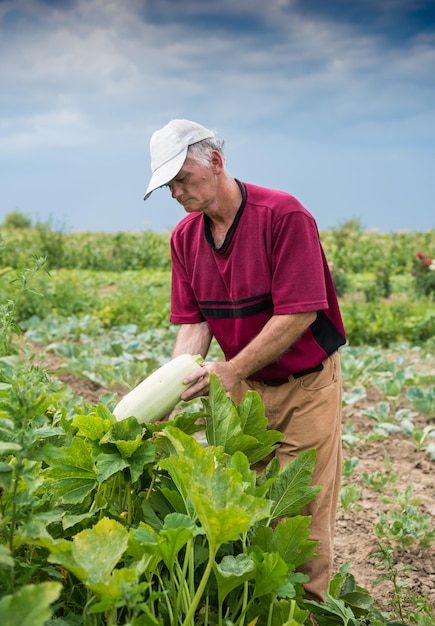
[261,362,324,386]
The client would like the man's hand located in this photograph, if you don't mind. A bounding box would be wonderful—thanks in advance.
[175,311,316,402]
[180,360,239,401]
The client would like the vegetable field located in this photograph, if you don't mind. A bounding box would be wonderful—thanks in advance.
[0,220,434,625]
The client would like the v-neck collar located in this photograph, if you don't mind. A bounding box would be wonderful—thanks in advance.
[203,179,246,253]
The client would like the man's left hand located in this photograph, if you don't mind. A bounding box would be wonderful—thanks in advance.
[180,360,239,401]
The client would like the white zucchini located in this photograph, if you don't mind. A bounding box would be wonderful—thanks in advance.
[113,354,204,423]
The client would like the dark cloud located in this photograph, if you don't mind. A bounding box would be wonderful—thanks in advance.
[0,0,433,232]
[293,0,435,43]
[144,0,275,35]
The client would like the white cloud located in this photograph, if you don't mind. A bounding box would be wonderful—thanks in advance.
[0,108,93,153]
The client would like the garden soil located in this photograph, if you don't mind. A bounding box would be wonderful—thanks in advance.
[48,355,435,615]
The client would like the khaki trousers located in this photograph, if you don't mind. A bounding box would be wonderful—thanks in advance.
[229,351,342,603]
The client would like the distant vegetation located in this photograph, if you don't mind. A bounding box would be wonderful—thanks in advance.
[1,210,434,347]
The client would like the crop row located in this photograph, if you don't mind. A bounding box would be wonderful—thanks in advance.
[0,266,431,348]
[1,219,434,276]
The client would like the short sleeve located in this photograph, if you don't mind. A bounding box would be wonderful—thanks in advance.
[169,234,203,324]
[271,211,328,314]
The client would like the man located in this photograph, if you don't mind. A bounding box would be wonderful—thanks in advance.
[143,119,346,603]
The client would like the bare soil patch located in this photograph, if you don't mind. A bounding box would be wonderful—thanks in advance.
[336,387,435,614]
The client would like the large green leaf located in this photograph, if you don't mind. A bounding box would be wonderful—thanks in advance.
[250,550,288,598]
[204,376,258,453]
[268,449,320,519]
[48,517,129,585]
[72,413,110,441]
[203,375,283,464]
[236,389,285,464]
[320,563,375,620]
[226,450,275,498]
[0,582,62,626]
[159,427,271,550]
[42,437,97,505]
[127,528,164,578]
[88,567,138,605]
[213,554,255,605]
[100,417,143,448]
[128,440,156,483]
[269,598,309,626]
[251,516,318,570]
[95,452,128,482]
[19,509,65,540]
[305,592,358,625]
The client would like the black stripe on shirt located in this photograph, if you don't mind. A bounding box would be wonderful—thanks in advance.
[197,292,271,307]
[200,297,273,319]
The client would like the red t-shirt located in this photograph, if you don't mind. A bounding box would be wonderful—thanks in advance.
[170,181,346,381]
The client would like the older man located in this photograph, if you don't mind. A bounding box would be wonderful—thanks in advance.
[143,119,346,602]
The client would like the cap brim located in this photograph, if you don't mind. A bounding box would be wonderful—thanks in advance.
[143,148,187,200]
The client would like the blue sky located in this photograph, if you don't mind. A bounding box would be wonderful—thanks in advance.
[1,0,434,234]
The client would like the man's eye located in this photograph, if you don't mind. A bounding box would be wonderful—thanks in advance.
[167,175,188,190]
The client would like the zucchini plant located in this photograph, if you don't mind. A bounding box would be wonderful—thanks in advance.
[1,370,322,625]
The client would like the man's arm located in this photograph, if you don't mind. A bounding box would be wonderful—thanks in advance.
[172,321,213,359]
[181,311,316,400]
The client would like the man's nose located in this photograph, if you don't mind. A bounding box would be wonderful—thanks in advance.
[170,182,183,198]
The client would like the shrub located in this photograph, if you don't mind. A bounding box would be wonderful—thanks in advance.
[2,209,32,229]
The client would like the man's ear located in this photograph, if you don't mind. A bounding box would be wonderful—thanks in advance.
[210,150,224,173]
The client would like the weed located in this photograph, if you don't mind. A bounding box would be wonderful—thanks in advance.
[339,483,362,512]
[362,470,399,493]
[408,424,435,452]
[406,386,435,417]
[371,541,417,623]
[374,486,435,551]
[341,423,363,449]
[371,542,435,625]
[342,457,359,480]
[361,451,399,492]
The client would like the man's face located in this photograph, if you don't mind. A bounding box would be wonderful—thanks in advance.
[167,154,219,214]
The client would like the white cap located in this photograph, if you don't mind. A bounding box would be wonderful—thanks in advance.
[143,119,215,200]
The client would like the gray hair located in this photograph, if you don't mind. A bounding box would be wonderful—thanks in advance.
[187,137,226,168]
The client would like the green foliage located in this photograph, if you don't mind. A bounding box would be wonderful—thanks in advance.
[0,228,172,271]
[329,265,349,297]
[361,452,399,492]
[0,244,48,355]
[321,220,434,276]
[340,299,435,347]
[374,486,435,551]
[1,222,434,280]
[0,582,62,626]
[339,484,362,512]
[2,209,32,230]
[1,225,434,348]
[305,561,388,625]
[1,268,172,329]
[0,357,322,624]
[371,542,435,625]
[34,218,66,269]
[406,386,435,417]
